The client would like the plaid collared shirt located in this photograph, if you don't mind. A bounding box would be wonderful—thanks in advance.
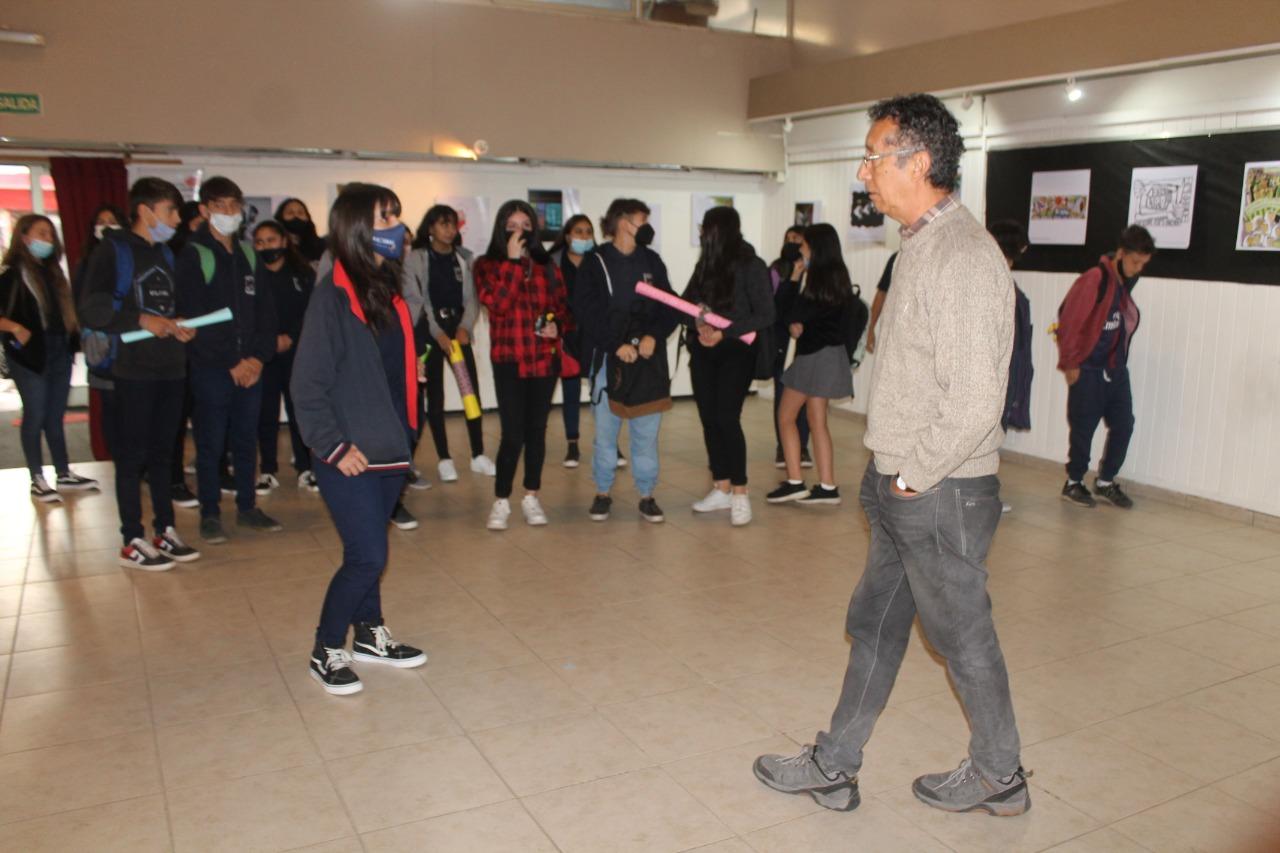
[900,194,959,240]
[474,256,571,378]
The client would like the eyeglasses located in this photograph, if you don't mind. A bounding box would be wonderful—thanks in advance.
[861,146,925,167]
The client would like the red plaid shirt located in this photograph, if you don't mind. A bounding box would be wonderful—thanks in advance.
[474,257,571,378]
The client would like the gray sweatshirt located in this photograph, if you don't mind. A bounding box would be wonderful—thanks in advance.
[864,202,1013,492]
[400,245,478,340]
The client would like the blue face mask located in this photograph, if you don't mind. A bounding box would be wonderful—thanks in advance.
[27,239,55,260]
[144,207,177,243]
[570,238,595,255]
[371,223,407,261]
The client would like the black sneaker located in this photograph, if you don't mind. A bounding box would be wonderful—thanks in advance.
[775,447,786,469]
[391,503,419,530]
[119,537,175,571]
[564,441,580,469]
[153,526,201,563]
[799,485,841,506]
[219,473,237,495]
[800,448,814,469]
[200,516,228,544]
[55,471,99,491]
[171,482,199,508]
[1094,480,1134,509]
[589,494,612,522]
[351,622,427,668]
[616,451,628,469]
[309,643,363,695]
[236,507,283,532]
[639,497,665,524]
[1061,481,1096,508]
[766,481,809,503]
[30,475,62,503]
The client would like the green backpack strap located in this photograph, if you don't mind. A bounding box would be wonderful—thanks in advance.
[192,242,256,284]
[239,241,257,270]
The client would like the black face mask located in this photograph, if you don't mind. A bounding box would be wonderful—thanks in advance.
[634,223,655,247]
[259,247,286,264]
[282,218,316,238]
[780,242,802,262]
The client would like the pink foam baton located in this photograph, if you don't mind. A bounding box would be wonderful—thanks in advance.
[634,282,756,345]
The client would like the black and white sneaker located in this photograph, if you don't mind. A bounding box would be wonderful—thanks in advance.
[1061,481,1096,508]
[220,472,237,496]
[639,497,665,524]
[616,451,628,469]
[1094,480,1134,509]
[119,537,175,571]
[799,485,841,506]
[391,503,419,530]
[297,470,319,492]
[236,507,284,532]
[153,526,201,563]
[255,473,279,495]
[171,482,199,508]
[56,471,99,491]
[800,449,814,469]
[30,475,62,503]
[589,494,612,522]
[564,441,580,469]
[775,447,786,469]
[766,481,809,503]
[309,644,363,695]
[352,623,427,668]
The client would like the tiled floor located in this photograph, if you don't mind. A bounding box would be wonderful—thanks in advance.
[2,398,1279,852]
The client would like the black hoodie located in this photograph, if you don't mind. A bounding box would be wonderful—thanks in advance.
[175,225,276,370]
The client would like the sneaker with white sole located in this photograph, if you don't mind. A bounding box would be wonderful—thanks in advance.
[487,498,511,531]
[563,441,580,468]
[406,468,432,490]
[798,485,841,506]
[351,622,427,668]
[912,758,1032,816]
[391,503,419,530]
[753,744,860,811]
[766,481,809,503]
[471,454,497,476]
[522,494,548,526]
[731,493,753,526]
[438,459,459,482]
[171,482,200,507]
[309,644,363,695]
[616,451,628,469]
[692,487,733,513]
[56,471,99,491]
[30,475,62,503]
[297,470,319,492]
[119,537,175,571]
[255,473,279,495]
[153,526,201,562]
[639,497,665,523]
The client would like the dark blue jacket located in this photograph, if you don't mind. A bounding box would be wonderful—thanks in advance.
[175,226,276,370]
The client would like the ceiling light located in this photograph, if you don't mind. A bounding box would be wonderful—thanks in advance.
[1065,77,1084,102]
[0,30,45,46]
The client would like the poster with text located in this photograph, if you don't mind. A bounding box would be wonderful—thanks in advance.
[691,193,734,246]
[528,189,565,243]
[794,200,824,228]
[1237,161,1280,251]
[848,181,885,243]
[1128,165,1197,250]
[1028,169,1091,245]
[438,195,490,255]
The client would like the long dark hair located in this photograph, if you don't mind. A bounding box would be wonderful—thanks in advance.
[274,197,313,223]
[690,206,749,311]
[549,213,593,255]
[79,204,128,263]
[253,220,310,275]
[484,199,548,264]
[2,214,77,332]
[800,223,854,307]
[412,204,457,251]
[327,183,403,329]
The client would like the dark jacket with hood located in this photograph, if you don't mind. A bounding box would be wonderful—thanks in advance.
[572,242,679,379]
[175,225,277,370]
[0,260,77,374]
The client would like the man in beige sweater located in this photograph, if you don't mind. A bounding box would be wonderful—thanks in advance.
[754,94,1029,817]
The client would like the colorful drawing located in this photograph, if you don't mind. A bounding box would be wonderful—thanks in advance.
[1030,195,1089,220]
[1237,161,1280,252]
[528,189,564,243]
[1028,169,1091,245]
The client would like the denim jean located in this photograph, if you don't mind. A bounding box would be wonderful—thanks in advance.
[590,365,661,497]
[190,364,262,517]
[1067,367,1134,483]
[9,334,72,478]
[314,461,406,648]
[113,377,184,544]
[816,460,1021,780]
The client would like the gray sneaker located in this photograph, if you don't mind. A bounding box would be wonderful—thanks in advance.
[752,744,859,811]
[912,758,1031,816]
[236,507,284,532]
[200,516,228,544]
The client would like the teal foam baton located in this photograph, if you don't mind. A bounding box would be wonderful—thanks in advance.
[120,307,233,343]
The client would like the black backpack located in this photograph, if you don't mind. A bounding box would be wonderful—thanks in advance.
[843,284,870,365]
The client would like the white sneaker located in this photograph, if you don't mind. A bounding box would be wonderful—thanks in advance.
[471,454,497,477]
[487,498,511,531]
[438,459,459,482]
[255,473,279,495]
[297,471,319,492]
[522,494,548,526]
[692,487,733,513]
[1001,502,1013,514]
[730,493,753,527]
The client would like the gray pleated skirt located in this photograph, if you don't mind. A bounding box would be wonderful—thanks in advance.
[782,344,853,399]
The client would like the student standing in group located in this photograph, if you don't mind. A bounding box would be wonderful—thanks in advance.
[549,214,594,469]
[251,220,316,494]
[167,198,205,505]
[572,198,677,523]
[176,176,282,543]
[0,216,99,502]
[683,206,775,527]
[768,225,812,470]
[767,223,859,507]
[403,204,494,483]
[73,204,128,460]
[473,200,569,531]
[988,220,1033,514]
[291,183,426,695]
[275,197,327,263]
[79,177,201,569]
[168,200,204,257]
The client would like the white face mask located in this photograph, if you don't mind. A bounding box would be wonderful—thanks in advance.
[209,212,243,236]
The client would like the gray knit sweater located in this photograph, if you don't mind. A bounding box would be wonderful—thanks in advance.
[864,202,1014,491]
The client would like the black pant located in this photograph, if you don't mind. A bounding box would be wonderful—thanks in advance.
[113,377,185,544]
[690,339,756,486]
[258,351,310,475]
[492,361,557,499]
[170,373,194,485]
[190,364,262,517]
[1066,367,1135,483]
[424,342,484,460]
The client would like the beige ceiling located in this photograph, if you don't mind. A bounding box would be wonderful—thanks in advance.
[791,0,1128,65]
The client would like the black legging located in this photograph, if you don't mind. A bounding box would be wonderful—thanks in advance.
[689,338,756,486]
[423,341,485,460]
[492,361,557,499]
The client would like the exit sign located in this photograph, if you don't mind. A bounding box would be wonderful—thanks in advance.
[0,93,41,114]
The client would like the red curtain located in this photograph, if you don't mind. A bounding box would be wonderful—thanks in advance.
[49,157,129,273]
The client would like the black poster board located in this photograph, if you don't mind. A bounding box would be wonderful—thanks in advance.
[985,130,1280,285]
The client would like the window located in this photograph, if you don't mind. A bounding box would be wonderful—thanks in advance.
[641,0,788,36]
[0,164,64,264]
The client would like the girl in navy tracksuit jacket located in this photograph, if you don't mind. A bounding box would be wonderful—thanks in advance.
[290,183,426,696]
